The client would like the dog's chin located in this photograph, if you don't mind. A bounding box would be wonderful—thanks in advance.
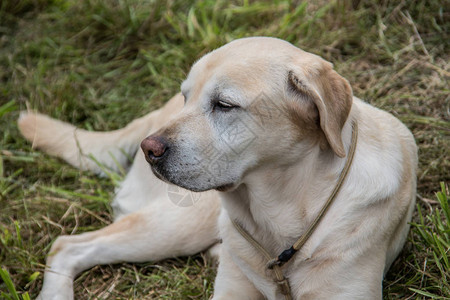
[150,165,236,193]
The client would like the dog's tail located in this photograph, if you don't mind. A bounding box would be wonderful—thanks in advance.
[18,94,183,174]
[18,110,160,174]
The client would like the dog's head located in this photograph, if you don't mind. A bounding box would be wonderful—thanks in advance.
[141,37,353,192]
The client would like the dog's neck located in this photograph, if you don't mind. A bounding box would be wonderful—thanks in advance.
[220,119,354,255]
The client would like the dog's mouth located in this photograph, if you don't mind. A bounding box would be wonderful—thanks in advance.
[149,163,236,193]
[215,183,235,192]
[150,166,169,183]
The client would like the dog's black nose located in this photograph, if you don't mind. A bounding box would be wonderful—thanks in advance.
[141,136,169,164]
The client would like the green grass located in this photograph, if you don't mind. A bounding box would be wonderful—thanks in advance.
[0,0,449,298]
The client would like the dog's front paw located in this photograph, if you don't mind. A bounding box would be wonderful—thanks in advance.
[37,270,75,300]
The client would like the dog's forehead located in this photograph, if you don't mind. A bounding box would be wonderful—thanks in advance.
[181,38,289,96]
[196,37,297,73]
[182,37,326,95]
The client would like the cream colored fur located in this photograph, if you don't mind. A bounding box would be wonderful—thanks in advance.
[18,37,417,300]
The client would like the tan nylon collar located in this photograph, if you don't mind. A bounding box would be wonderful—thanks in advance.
[231,120,358,300]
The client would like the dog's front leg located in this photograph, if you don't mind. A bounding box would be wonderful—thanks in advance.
[38,214,157,300]
[38,197,220,300]
[212,246,263,300]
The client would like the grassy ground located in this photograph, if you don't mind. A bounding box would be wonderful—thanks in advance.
[0,0,448,299]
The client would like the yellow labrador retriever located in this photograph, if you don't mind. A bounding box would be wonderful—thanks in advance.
[19,37,417,299]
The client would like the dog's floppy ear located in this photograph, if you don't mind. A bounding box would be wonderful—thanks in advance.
[288,63,353,157]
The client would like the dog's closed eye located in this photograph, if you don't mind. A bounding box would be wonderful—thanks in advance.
[213,99,240,112]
